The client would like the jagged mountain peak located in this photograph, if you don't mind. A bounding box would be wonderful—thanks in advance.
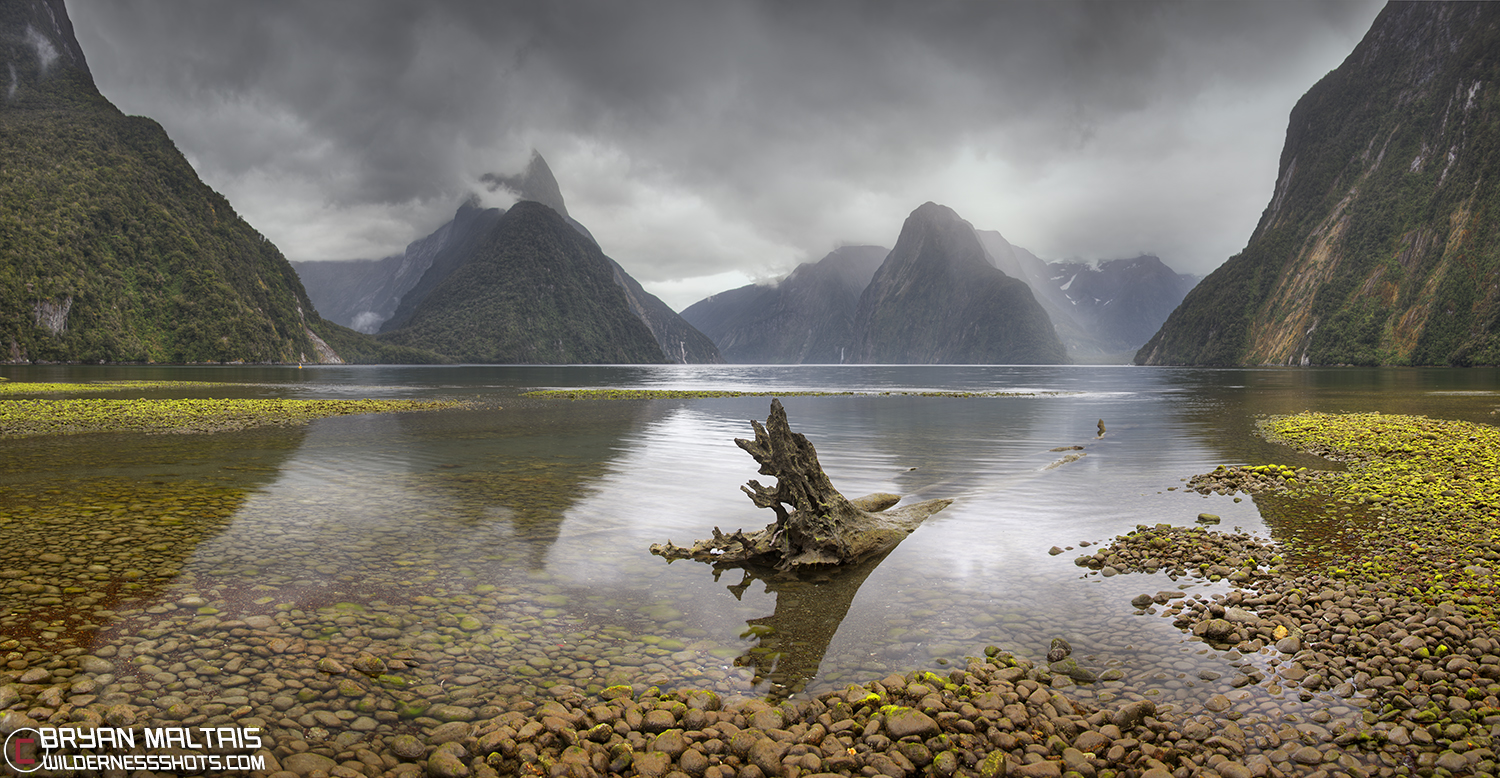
[885,202,999,278]
[297,149,719,362]
[481,150,570,220]
[377,200,670,364]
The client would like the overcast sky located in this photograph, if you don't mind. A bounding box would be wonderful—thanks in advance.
[69,0,1384,311]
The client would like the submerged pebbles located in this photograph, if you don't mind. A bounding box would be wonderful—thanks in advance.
[6,410,1500,777]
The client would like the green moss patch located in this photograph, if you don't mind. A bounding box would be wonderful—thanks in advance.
[0,397,460,437]
[1261,411,1500,619]
[0,380,230,396]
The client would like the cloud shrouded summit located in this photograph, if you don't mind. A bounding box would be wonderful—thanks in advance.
[68,0,1383,310]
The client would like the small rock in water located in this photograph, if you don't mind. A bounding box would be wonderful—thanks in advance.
[1047,637,1072,663]
[78,656,113,674]
[1048,546,1065,556]
[1048,657,1097,683]
[1196,513,1221,524]
[1130,593,1154,609]
[1200,618,1236,642]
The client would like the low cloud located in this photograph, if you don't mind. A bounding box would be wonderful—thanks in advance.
[69,0,1383,311]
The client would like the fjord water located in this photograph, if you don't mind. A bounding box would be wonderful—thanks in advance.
[3,365,1499,715]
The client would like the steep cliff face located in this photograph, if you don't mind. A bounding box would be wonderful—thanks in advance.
[0,0,378,363]
[378,202,669,364]
[680,245,887,363]
[853,203,1066,364]
[1138,2,1500,366]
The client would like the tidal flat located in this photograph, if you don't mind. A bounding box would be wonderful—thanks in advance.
[4,369,1500,778]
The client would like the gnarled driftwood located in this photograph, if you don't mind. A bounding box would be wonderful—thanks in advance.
[651,399,951,571]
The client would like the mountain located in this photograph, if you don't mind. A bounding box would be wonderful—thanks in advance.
[852,203,1067,364]
[377,201,670,363]
[482,153,577,233]
[1047,256,1198,357]
[292,198,496,334]
[0,0,439,364]
[680,245,887,363]
[376,201,503,334]
[977,231,1197,361]
[295,151,721,363]
[1137,2,1500,366]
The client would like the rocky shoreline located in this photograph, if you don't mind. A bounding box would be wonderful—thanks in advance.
[5,411,1500,777]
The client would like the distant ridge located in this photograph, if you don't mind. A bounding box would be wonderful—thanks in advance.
[978,230,1197,361]
[681,245,887,363]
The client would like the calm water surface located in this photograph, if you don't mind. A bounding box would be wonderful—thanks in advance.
[2,365,1498,729]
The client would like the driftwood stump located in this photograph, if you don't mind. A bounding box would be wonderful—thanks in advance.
[651,399,951,572]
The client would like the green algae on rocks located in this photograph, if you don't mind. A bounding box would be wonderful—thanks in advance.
[0,380,235,396]
[0,397,461,437]
[1189,411,1500,621]
[1258,412,1500,615]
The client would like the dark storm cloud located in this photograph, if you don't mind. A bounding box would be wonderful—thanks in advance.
[68,0,1383,309]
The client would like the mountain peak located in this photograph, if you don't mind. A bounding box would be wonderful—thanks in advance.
[377,198,670,364]
[908,201,965,226]
[480,150,570,219]
[853,203,1066,364]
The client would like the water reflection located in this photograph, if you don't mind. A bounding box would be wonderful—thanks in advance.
[721,552,894,700]
[0,426,309,653]
[387,401,670,567]
[5,364,1500,726]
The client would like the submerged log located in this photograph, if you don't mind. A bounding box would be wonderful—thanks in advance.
[651,399,951,571]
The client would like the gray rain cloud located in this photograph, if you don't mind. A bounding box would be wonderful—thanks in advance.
[69,0,1383,310]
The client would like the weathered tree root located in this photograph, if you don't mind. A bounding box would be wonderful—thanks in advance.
[651,399,951,572]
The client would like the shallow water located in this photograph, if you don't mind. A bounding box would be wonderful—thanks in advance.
[3,365,1499,752]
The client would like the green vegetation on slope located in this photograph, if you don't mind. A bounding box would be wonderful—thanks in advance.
[0,1,446,365]
[379,202,668,364]
[1137,3,1500,366]
[0,105,341,363]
